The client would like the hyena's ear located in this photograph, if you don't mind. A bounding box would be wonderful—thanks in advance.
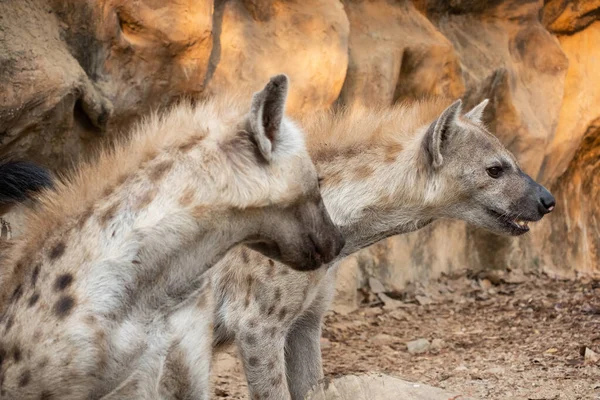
[424,99,462,169]
[248,74,290,162]
[464,99,489,123]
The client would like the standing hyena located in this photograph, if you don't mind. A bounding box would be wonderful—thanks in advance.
[205,98,556,399]
[0,75,344,399]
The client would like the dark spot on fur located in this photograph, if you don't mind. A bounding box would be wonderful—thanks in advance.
[248,357,259,367]
[241,249,250,264]
[54,274,74,291]
[28,293,40,307]
[40,390,54,400]
[102,185,114,197]
[12,261,24,279]
[134,187,158,210]
[259,302,267,314]
[148,159,174,182]
[177,134,205,152]
[178,187,195,207]
[267,304,276,316]
[279,268,289,276]
[384,143,404,164]
[191,204,207,219]
[18,370,30,387]
[245,333,257,346]
[278,307,287,321]
[117,174,128,186]
[274,288,281,302]
[53,296,75,318]
[266,260,276,276]
[4,316,14,333]
[77,206,94,229]
[267,358,276,370]
[12,346,21,363]
[302,284,310,299]
[0,347,6,367]
[31,264,41,287]
[99,202,119,227]
[270,374,283,387]
[49,242,66,260]
[248,319,257,329]
[11,285,23,302]
[244,275,254,308]
[38,357,49,369]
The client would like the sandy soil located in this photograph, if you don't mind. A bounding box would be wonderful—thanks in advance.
[212,272,600,399]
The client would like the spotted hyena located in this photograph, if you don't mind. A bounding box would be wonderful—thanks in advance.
[203,98,556,399]
[0,75,344,399]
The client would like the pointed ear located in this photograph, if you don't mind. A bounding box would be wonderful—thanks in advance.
[248,74,290,162]
[464,98,489,123]
[424,99,462,169]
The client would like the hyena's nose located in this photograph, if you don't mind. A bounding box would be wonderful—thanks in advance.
[538,190,556,214]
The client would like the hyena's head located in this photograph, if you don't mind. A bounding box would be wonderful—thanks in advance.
[424,99,555,236]
[233,75,344,270]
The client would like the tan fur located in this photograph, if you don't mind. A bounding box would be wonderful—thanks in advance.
[302,99,450,163]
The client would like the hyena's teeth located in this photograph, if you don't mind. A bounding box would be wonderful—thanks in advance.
[514,219,528,228]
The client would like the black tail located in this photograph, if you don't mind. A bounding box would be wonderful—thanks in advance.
[0,159,53,205]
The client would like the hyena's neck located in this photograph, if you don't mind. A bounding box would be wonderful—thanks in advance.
[303,102,449,255]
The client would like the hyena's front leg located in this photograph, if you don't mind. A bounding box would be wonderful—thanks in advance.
[160,281,214,400]
[284,301,328,400]
[237,324,291,400]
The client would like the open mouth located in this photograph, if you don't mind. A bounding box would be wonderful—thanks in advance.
[486,209,535,235]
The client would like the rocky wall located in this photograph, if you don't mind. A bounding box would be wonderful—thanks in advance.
[1,0,599,305]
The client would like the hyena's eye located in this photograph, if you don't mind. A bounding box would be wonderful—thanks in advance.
[486,166,503,179]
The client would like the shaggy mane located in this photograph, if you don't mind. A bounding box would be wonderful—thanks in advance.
[5,95,249,266]
[300,98,451,160]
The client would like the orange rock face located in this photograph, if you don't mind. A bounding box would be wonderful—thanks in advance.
[338,0,464,107]
[0,0,599,289]
[204,0,349,114]
[0,0,348,169]
[538,123,600,277]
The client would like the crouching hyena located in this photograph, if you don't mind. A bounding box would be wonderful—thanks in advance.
[0,75,344,399]
[204,98,556,399]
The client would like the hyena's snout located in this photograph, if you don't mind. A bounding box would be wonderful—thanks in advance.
[524,174,556,218]
[536,185,555,215]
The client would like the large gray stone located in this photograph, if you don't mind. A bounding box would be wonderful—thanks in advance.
[306,373,476,400]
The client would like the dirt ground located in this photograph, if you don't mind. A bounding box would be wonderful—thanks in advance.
[211,272,600,399]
